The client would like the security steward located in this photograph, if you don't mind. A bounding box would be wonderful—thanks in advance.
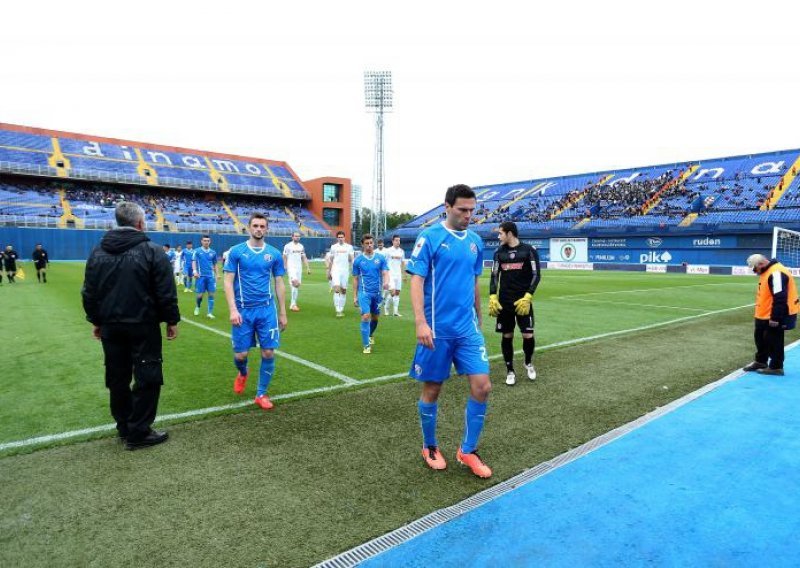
[82,202,180,449]
[743,254,799,376]
[488,221,541,385]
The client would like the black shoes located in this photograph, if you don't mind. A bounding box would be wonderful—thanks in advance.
[756,368,785,376]
[124,430,169,450]
[743,361,768,372]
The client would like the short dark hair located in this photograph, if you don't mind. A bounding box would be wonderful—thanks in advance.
[361,233,374,244]
[186,241,193,245]
[201,234,210,240]
[392,234,400,241]
[249,212,267,225]
[445,184,476,206]
[163,244,171,248]
[498,221,518,238]
[336,231,345,237]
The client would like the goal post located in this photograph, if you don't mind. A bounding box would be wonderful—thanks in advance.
[772,226,800,269]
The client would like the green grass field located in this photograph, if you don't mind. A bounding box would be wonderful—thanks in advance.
[0,261,789,567]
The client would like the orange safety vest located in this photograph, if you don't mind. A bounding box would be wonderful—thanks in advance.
[755,262,800,320]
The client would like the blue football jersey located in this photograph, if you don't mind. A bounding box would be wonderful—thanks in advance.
[223,242,286,309]
[406,222,484,339]
[194,247,217,277]
[353,253,388,295]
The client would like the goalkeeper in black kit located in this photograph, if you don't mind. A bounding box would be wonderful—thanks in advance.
[488,221,541,386]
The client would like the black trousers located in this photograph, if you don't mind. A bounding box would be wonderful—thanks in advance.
[754,318,785,370]
[100,323,164,440]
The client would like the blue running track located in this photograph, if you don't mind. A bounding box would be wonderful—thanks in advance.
[349,347,800,567]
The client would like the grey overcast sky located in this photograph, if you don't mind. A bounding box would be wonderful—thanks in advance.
[2,0,799,214]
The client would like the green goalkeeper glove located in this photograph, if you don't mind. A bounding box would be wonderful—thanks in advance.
[513,292,533,315]
[488,294,502,317]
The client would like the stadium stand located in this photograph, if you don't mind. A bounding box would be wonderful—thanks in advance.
[0,123,335,238]
[397,149,800,239]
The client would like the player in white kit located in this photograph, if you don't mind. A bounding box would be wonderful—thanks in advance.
[282,231,311,312]
[384,235,407,316]
[327,231,354,317]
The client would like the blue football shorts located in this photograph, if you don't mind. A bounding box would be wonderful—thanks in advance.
[358,291,382,316]
[231,305,280,352]
[409,332,489,382]
[195,275,216,294]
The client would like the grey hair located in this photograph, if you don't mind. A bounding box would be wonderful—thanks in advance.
[115,202,145,228]
[746,254,768,269]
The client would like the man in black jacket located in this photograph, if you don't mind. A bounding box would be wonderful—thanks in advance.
[82,202,180,450]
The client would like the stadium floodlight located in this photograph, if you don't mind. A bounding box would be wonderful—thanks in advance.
[364,70,393,242]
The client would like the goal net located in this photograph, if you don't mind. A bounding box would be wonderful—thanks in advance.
[772,226,800,271]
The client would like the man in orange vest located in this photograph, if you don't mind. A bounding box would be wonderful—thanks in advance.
[743,254,799,376]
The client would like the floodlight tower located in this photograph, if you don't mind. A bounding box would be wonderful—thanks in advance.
[364,70,393,243]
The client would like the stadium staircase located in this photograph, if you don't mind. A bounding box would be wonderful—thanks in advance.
[640,165,699,215]
[572,217,592,229]
[549,174,614,220]
[47,138,71,178]
[477,182,549,225]
[264,165,294,198]
[679,212,699,227]
[134,148,159,186]
[220,199,247,233]
[204,157,231,192]
[284,206,310,235]
[150,198,175,231]
[761,154,800,210]
[58,189,84,228]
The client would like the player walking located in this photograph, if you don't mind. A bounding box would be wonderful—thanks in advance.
[193,235,218,318]
[224,213,287,409]
[172,244,184,286]
[283,231,311,312]
[384,235,407,316]
[327,231,354,317]
[408,184,493,479]
[353,234,389,354]
[488,221,541,386]
[182,241,195,292]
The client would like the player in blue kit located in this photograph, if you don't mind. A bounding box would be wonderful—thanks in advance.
[352,234,389,354]
[223,213,288,410]
[182,241,195,292]
[407,184,493,478]
[192,235,218,318]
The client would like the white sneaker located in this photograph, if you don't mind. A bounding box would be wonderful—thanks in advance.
[525,363,537,380]
[193,307,200,316]
[206,313,215,319]
[505,370,516,386]
[393,312,402,317]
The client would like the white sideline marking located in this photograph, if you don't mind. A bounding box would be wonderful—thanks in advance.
[0,303,754,453]
[552,281,752,300]
[181,318,359,385]
[560,298,709,312]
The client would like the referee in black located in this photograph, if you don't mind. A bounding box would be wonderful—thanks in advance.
[32,243,49,283]
[488,221,541,385]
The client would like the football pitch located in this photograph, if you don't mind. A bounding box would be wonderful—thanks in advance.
[0,261,789,566]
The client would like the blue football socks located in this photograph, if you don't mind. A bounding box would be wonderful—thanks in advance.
[360,320,371,347]
[461,397,488,454]
[257,356,275,397]
[234,357,248,376]
[208,297,215,314]
[418,400,439,448]
[370,319,378,336]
